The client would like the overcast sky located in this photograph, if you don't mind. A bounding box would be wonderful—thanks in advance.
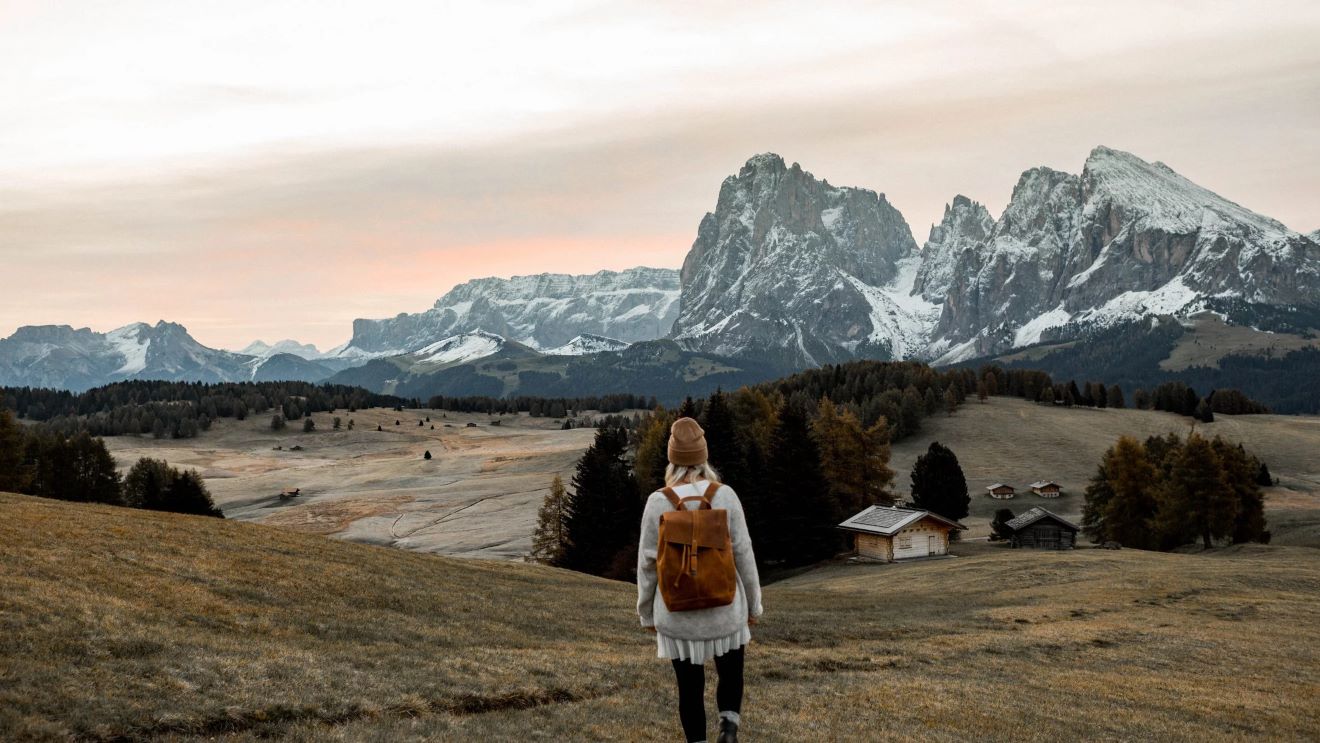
[3,0,1318,350]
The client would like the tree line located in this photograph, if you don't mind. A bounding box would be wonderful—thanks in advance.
[532,359,980,579]
[977,366,1267,421]
[425,393,657,417]
[0,408,222,517]
[2,380,406,439]
[1082,432,1270,550]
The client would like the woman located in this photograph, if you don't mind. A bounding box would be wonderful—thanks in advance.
[637,417,763,743]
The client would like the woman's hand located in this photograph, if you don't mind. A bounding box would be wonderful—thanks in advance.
[644,626,656,634]
[748,616,759,626]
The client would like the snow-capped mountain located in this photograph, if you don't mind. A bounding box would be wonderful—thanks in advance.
[0,321,262,391]
[239,339,325,360]
[928,146,1320,362]
[408,331,506,367]
[544,334,631,356]
[670,153,935,366]
[912,195,995,303]
[666,148,1319,368]
[339,267,679,357]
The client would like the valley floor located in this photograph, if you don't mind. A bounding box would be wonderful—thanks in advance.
[101,408,597,559]
[2,494,1318,741]
[96,398,1320,565]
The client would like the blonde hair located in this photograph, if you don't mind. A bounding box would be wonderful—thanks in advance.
[664,462,721,488]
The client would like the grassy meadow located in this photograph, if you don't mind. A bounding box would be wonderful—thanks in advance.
[3,493,1318,741]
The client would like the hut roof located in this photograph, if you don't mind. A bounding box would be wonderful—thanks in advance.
[986,483,1014,491]
[1005,507,1080,532]
[1030,480,1062,489]
[838,505,966,536]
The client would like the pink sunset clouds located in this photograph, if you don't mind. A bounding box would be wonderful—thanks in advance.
[1,1,1317,350]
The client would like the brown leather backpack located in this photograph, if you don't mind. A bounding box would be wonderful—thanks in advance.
[657,482,737,612]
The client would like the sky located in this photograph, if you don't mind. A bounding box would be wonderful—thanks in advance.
[2,0,1318,351]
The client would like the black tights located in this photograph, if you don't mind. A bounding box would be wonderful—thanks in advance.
[671,647,744,742]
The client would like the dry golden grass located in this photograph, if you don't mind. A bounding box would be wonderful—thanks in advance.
[890,397,1320,542]
[3,493,1319,741]
[1160,314,1319,371]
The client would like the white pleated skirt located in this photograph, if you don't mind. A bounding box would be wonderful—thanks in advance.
[657,625,751,664]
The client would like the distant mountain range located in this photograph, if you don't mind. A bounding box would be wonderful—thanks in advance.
[5,146,1318,408]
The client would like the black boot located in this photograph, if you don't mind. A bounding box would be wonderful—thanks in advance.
[717,717,739,743]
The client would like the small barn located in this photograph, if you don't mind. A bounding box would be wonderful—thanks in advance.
[1005,507,1080,550]
[1029,480,1063,498]
[986,483,1016,499]
[837,506,966,562]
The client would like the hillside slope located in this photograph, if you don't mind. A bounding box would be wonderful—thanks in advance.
[3,494,1319,741]
[889,397,1320,544]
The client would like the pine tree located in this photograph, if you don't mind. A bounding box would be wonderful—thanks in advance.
[423,450,432,460]
[333,417,342,430]
[633,409,672,496]
[123,458,174,510]
[1195,398,1215,423]
[1210,438,1267,544]
[1098,436,1161,549]
[991,508,1016,540]
[271,414,286,431]
[812,398,895,516]
[701,390,744,486]
[1108,385,1125,409]
[0,408,29,493]
[943,387,958,415]
[303,417,315,432]
[1133,388,1150,410]
[165,469,224,517]
[764,402,837,565]
[1081,463,1114,544]
[677,396,698,419]
[909,441,969,524]
[1256,461,1274,487]
[532,475,571,564]
[1157,434,1236,549]
[560,425,639,577]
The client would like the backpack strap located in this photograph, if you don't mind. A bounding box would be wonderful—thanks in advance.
[660,484,720,510]
[660,487,682,509]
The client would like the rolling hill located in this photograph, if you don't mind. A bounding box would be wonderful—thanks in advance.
[889,397,1320,546]
[3,493,1318,741]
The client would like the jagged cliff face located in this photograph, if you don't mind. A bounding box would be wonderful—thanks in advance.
[913,195,995,303]
[927,147,1320,361]
[341,267,680,356]
[671,154,931,366]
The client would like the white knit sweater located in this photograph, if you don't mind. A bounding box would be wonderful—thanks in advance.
[636,481,763,644]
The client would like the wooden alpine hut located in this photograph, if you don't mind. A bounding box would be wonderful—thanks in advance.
[837,505,967,562]
[1004,507,1080,550]
[985,483,1016,499]
[1029,480,1063,498]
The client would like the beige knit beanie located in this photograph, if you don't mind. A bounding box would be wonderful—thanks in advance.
[667,417,708,466]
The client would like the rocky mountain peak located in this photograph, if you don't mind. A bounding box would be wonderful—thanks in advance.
[673,154,928,366]
[914,195,994,302]
[928,145,1320,363]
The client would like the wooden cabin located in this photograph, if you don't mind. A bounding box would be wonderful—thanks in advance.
[1029,480,1063,498]
[837,506,967,562]
[985,483,1016,499]
[1004,507,1080,550]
